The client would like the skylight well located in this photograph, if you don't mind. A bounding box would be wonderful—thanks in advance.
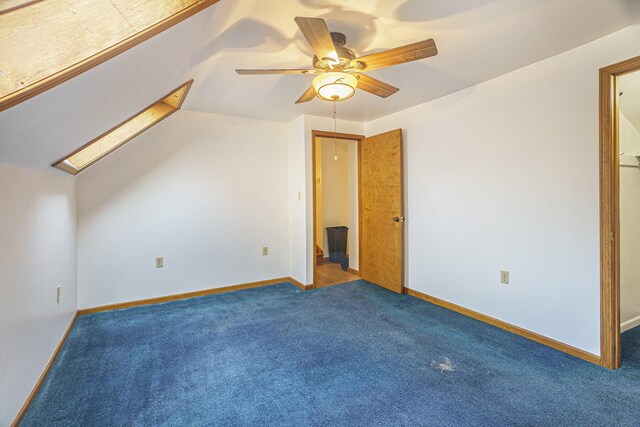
[53,80,192,175]
[0,0,218,111]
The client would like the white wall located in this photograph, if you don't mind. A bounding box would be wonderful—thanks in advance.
[288,115,307,284]
[77,110,289,308]
[0,164,77,425]
[365,25,640,355]
[619,111,640,331]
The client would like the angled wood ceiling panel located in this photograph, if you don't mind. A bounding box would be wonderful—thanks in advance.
[0,0,218,111]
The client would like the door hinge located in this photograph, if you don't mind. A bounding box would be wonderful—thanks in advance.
[610,232,615,241]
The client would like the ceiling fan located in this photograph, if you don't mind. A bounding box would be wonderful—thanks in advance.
[236,17,438,104]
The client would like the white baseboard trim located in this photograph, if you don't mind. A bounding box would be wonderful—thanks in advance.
[621,314,640,333]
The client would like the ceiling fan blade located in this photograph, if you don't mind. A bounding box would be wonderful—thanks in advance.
[355,73,399,98]
[353,39,438,72]
[236,69,316,75]
[295,86,316,104]
[294,17,339,64]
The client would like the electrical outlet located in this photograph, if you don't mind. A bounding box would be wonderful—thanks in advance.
[56,285,61,304]
[500,270,509,285]
[156,257,164,268]
[262,246,269,256]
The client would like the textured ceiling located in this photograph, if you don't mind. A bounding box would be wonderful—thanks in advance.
[1,0,640,169]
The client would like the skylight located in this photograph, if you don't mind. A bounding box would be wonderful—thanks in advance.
[53,80,192,175]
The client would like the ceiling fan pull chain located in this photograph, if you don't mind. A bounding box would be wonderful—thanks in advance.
[333,100,338,161]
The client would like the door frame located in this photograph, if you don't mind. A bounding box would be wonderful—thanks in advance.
[600,55,640,370]
[311,130,364,287]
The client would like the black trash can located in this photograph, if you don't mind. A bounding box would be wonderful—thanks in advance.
[326,226,349,271]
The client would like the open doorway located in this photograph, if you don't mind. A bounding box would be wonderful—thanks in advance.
[619,71,640,334]
[600,55,640,369]
[312,131,362,288]
[312,128,405,291]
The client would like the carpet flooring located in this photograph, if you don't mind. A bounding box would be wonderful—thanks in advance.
[22,280,640,426]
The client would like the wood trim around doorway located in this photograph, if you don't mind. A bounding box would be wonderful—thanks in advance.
[311,130,364,288]
[600,55,640,370]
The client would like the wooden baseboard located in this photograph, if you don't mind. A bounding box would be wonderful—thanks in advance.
[621,314,640,333]
[348,268,359,275]
[404,287,601,366]
[78,277,311,315]
[12,311,78,427]
[13,276,312,425]
[288,276,314,291]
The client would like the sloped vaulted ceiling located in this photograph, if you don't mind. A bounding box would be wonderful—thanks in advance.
[1,0,639,169]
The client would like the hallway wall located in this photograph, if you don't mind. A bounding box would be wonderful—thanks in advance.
[620,111,640,331]
[320,138,349,256]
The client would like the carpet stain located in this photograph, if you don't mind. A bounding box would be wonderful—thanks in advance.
[432,357,455,372]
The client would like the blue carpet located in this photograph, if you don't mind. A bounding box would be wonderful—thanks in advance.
[22,280,640,426]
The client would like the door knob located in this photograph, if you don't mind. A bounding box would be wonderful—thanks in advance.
[392,216,405,223]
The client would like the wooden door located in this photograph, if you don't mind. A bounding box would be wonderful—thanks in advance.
[359,129,404,293]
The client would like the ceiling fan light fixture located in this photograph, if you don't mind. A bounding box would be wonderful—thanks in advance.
[312,72,357,101]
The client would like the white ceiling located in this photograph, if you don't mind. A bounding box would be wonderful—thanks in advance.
[1,0,640,169]
[621,70,640,133]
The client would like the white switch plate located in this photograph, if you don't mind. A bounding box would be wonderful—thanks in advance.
[262,247,269,256]
[156,257,164,268]
[500,270,509,285]
[56,285,61,304]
